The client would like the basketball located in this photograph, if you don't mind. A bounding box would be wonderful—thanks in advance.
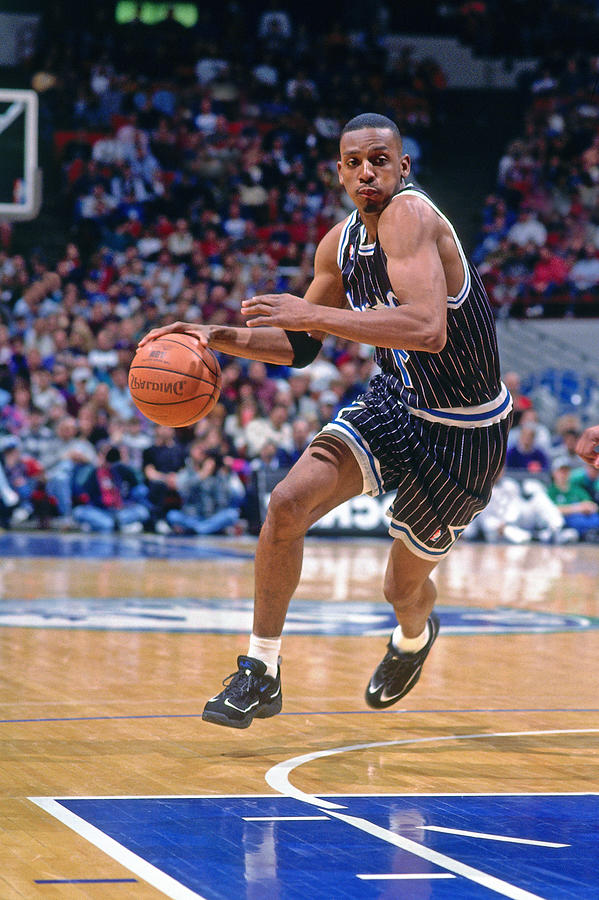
[128,333,221,427]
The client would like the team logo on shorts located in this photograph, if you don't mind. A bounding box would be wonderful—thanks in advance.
[430,527,443,542]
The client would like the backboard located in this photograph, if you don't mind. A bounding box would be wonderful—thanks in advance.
[0,88,41,221]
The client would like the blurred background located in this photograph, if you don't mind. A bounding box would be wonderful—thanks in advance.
[0,0,598,545]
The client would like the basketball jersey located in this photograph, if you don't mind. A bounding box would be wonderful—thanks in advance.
[336,185,509,425]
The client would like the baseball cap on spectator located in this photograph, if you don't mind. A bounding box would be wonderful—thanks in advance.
[551,456,573,472]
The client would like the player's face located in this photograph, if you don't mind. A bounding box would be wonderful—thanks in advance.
[337,128,410,215]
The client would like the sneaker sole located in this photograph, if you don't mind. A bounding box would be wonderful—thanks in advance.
[365,614,440,709]
[202,696,282,729]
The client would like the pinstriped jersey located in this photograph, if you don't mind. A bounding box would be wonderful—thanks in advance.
[336,185,502,412]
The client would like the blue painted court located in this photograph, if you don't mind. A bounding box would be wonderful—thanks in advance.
[33,793,599,898]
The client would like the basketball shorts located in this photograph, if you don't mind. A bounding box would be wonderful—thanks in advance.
[319,375,513,560]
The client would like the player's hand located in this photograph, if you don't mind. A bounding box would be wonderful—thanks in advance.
[575,425,599,468]
[241,293,312,330]
[137,322,211,348]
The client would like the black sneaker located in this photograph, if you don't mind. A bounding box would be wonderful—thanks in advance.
[202,655,282,729]
[365,613,440,709]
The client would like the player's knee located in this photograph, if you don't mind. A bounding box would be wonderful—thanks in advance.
[265,480,310,537]
[383,568,426,610]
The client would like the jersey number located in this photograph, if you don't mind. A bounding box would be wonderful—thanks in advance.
[392,348,413,387]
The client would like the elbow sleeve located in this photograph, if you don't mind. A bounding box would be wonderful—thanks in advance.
[284,330,322,368]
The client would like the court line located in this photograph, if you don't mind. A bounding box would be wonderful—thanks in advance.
[358,873,455,880]
[265,729,599,899]
[29,798,206,900]
[266,728,599,808]
[1,708,599,725]
[418,825,568,847]
[243,815,329,821]
[325,809,545,900]
[35,878,137,884]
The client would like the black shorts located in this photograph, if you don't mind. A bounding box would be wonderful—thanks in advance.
[320,375,513,559]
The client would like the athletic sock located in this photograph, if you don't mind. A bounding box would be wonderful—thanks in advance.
[247,634,281,679]
[392,621,430,654]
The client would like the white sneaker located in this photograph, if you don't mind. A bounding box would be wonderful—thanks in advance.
[503,525,532,544]
[154,519,172,534]
[10,505,31,525]
[121,521,143,534]
[555,528,579,544]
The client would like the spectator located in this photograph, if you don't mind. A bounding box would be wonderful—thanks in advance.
[45,415,98,522]
[163,444,245,535]
[570,462,599,505]
[507,209,548,248]
[546,456,599,541]
[549,415,583,467]
[276,417,313,469]
[244,401,293,458]
[464,468,578,544]
[108,365,138,422]
[31,367,64,416]
[505,422,550,473]
[118,416,153,471]
[568,245,599,294]
[20,406,55,465]
[0,439,41,527]
[508,408,552,454]
[502,371,533,426]
[73,443,150,533]
[142,425,186,527]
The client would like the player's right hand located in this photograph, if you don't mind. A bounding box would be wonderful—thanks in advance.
[137,321,210,348]
[575,425,599,468]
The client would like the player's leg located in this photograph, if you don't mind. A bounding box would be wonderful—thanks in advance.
[252,434,363,636]
[366,539,441,708]
[202,435,364,729]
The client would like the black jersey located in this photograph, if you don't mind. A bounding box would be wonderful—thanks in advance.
[336,185,510,427]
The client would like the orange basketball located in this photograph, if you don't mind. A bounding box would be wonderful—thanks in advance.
[128,333,221,427]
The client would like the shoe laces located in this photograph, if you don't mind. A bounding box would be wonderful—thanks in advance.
[381,643,419,675]
[222,665,261,701]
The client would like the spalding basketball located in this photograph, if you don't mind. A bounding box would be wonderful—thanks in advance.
[128,333,221,427]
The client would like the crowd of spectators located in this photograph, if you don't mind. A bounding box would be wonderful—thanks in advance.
[0,6,598,543]
[474,51,599,318]
[0,7,446,536]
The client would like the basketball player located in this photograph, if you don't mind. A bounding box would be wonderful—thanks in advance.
[576,425,599,468]
[139,113,513,728]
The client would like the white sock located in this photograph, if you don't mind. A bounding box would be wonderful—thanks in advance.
[247,634,281,678]
[392,621,430,654]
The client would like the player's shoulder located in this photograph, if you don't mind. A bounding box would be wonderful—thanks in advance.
[380,187,443,239]
[388,187,438,222]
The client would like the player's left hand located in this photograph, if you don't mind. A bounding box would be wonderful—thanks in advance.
[241,293,312,331]
[576,425,599,468]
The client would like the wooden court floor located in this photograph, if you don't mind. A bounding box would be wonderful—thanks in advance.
[0,533,598,898]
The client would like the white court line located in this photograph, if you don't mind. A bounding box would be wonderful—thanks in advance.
[419,825,569,847]
[243,815,329,821]
[326,809,545,900]
[358,873,455,880]
[265,728,599,900]
[265,727,599,808]
[29,798,206,900]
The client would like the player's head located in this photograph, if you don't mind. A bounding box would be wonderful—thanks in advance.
[338,113,410,215]
[340,113,403,150]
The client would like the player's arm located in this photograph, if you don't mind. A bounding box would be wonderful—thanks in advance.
[242,197,447,352]
[137,224,347,366]
[576,425,599,468]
